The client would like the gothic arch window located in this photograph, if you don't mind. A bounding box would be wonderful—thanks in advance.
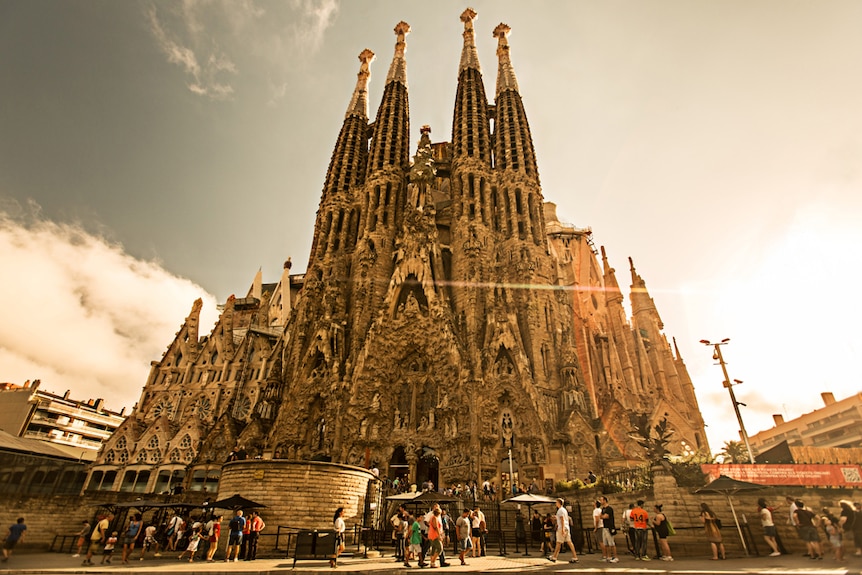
[136,451,147,463]
[115,436,127,450]
[105,450,115,463]
[150,449,162,463]
[147,436,159,449]
[169,448,182,463]
[118,450,129,464]
[179,435,193,449]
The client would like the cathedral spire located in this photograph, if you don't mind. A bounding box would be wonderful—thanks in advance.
[452,9,491,164]
[307,50,374,270]
[601,246,624,305]
[386,21,410,87]
[492,23,539,180]
[459,8,481,73]
[367,22,411,176]
[629,256,664,329]
[345,49,375,119]
[493,23,519,96]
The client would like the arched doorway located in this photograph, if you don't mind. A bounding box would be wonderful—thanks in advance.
[416,447,439,490]
[389,446,409,482]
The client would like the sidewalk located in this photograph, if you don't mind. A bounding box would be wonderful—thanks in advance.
[0,549,858,575]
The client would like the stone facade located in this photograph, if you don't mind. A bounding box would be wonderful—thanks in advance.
[88,9,707,499]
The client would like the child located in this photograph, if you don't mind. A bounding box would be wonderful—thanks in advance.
[823,517,844,561]
[178,528,200,563]
[101,532,118,564]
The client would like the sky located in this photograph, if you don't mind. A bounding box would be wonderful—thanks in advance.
[1,0,861,456]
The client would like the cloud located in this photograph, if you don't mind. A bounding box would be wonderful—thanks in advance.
[146,3,237,100]
[145,0,339,103]
[0,203,219,413]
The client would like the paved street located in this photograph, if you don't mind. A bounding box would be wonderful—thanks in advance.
[0,550,858,575]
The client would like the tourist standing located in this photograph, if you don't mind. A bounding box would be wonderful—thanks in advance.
[224,510,245,562]
[592,500,605,560]
[205,515,222,562]
[455,508,471,566]
[757,499,781,556]
[600,496,619,563]
[473,504,487,556]
[699,503,726,560]
[246,511,265,560]
[652,504,673,561]
[1,517,27,563]
[547,498,578,563]
[331,507,346,568]
[631,500,650,560]
[530,510,542,550]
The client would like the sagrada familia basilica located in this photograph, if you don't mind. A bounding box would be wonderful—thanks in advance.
[88,10,708,495]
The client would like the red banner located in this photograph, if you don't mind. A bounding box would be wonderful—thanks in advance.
[701,464,862,487]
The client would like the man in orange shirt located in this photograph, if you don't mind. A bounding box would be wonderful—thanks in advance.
[631,500,650,560]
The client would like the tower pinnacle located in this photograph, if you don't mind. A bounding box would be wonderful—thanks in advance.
[386,21,411,86]
[345,49,375,119]
[493,23,519,96]
[459,8,481,72]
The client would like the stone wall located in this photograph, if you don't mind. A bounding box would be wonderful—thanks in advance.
[559,467,862,559]
[219,459,378,554]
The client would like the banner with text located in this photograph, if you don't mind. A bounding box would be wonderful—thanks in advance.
[701,464,862,487]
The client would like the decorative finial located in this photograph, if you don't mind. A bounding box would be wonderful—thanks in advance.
[494,23,519,95]
[459,8,481,72]
[345,49,375,119]
[386,21,411,86]
[284,257,292,270]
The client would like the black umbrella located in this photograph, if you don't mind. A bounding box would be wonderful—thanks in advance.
[696,474,767,555]
[211,494,267,510]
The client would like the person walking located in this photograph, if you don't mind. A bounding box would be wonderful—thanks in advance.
[425,508,443,568]
[1,517,27,563]
[757,499,781,556]
[331,507,346,568]
[700,503,726,560]
[652,504,673,561]
[455,508,471,566]
[72,520,90,558]
[82,513,112,566]
[547,498,578,563]
[121,513,142,564]
[794,500,823,560]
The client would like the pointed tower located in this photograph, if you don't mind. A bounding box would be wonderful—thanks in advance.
[351,22,412,351]
[306,49,375,273]
[448,9,495,374]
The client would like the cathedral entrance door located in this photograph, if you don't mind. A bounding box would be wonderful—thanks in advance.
[389,446,409,483]
[416,447,439,490]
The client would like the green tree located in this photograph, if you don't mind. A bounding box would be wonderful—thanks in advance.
[718,440,750,464]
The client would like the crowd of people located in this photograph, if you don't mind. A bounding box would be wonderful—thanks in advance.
[388,502,490,568]
[63,508,266,566]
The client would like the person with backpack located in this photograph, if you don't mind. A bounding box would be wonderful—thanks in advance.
[224,510,245,562]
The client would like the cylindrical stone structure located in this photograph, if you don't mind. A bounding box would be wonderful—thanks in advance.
[217,460,378,555]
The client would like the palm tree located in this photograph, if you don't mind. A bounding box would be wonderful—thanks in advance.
[718,440,750,464]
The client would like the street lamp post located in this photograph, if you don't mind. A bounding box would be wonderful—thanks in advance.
[700,339,756,464]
